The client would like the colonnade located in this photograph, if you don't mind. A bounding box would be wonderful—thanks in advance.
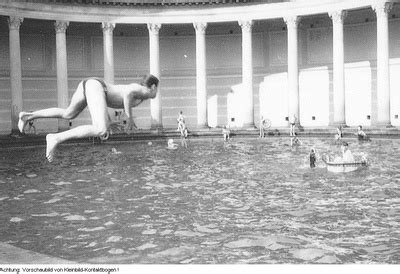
[6,1,395,134]
[55,21,69,131]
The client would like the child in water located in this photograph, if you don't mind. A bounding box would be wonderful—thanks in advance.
[290,133,301,147]
[335,126,343,141]
[356,125,370,141]
[180,126,188,148]
[259,116,267,138]
[309,148,316,168]
[177,111,185,132]
[167,139,178,150]
[341,142,354,162]
[289,114,297,137]
[222,125,231,141]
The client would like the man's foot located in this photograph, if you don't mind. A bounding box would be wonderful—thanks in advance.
[18,112,28,133]
[46,134,58,162]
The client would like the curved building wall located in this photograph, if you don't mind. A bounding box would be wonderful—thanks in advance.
[0,2,400,133]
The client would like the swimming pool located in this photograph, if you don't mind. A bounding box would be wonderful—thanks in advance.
[0,137,399,264]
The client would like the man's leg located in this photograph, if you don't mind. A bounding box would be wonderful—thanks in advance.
[46,80,108,162]
[19,82,86,133]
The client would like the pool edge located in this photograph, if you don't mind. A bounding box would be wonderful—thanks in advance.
[0,242,74,264]
[2,126,400,149]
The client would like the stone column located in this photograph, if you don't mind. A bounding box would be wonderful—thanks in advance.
[147,23,162,129]
[102,22,115,84]
[239,20,254,127]
[373,2,393,126]
[329,10,347,126]
[8,16,23,135]
[194,22,208,128]
[55,20,69,131]
[284,16,300,125]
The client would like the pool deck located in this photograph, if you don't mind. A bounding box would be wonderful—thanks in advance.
[1,126,400,148]
[0,242,73,264]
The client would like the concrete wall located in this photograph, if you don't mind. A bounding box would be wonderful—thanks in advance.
[1,8,400,133]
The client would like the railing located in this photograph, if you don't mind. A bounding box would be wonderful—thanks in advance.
[44,0,262,6]
[6,0,369,25]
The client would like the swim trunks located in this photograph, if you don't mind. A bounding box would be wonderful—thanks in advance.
[82,77,108,99]
[81,78,110,141]
[357,134,365,141]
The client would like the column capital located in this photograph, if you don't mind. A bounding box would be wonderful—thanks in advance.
[329,10,348,24]
[102,22,115,33]
[373,2,393,18]
[284,16,300,29]
[8,17,23,30]
[238,20,253,32]
[147,23,162,35]
[54,21,69,33]
[193,22,207,34]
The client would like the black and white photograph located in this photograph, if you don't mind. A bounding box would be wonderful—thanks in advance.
[0,0,400,273]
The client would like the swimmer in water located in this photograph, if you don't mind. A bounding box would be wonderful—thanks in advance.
[335,125,343,142]
[289,114,297,137]
[355,125,370,141]
[167,139,178,150]
[259,116,267,138]
[177,111,185,133]
[222,125,231,141]
[340,141,354,162]
[111,147,122,154]
[332,141,354,163]
[18,74,159,162]
[309,148,316,168]
[290,133,301,147]
[180,126,188,148]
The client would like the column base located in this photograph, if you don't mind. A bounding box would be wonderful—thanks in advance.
[193,125,211,132]
[372,122,393,128]
[10,128,23,137]
[239,123,256,130]
[150,125,163,132]
[295,123,304,132]
[195,124,210,129]
[329,122,348,128]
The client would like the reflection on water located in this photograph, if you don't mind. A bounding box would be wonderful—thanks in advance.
[0,137,400,264]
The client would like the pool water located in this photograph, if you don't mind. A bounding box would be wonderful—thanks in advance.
[0,137,400,264]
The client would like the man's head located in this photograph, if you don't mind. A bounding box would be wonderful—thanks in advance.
[142,74,159,89]
[341,141,349,152]
[141,74,159,98]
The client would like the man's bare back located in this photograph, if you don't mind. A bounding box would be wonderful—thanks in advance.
[105,83,152,109]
